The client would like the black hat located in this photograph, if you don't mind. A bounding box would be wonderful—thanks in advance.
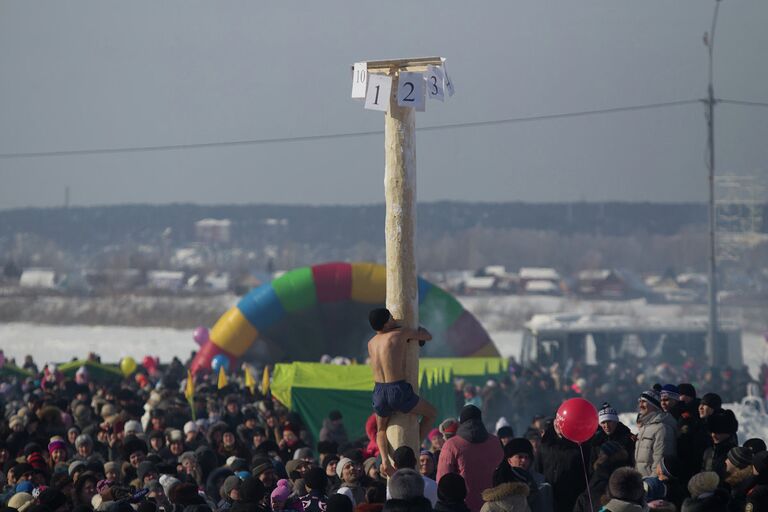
[327,494,354,512]
[753,452,768,475]
[239,476,266,504]
[304,467,327,491]
[503,438,533,459]
[317,440,338,455]
[707,409,738,435]
[496,426,514,439]
[137,461,157,482]
[123,435,148,459]
[37,488,67,510]
[329,410,343,421]
[660,455,682,479]
[700,393,722,410]
[459,405,481,423]
[437,472,467,503]
[728,447,753,469]
[322,455,340,470]
[678,383,696,399]
[744,438,767,455]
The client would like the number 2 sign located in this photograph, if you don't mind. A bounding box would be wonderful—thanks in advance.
[396,72,425,110]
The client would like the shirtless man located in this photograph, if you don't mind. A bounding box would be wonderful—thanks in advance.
[367,307,437,476]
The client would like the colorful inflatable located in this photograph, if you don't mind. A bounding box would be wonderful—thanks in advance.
[190,262,497,373]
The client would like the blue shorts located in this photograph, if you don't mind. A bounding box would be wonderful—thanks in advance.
[372,380,420,417]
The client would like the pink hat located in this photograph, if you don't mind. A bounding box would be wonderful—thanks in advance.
[428,428,441,441]
[270,479,292,506]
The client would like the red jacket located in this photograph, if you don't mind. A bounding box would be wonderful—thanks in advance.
[437,429,504,512]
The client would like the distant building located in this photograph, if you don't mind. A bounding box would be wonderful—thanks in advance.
[575,269,628,298]
[195,219,231,244]
[519,267,561,294]
[147,270,185,291]
[19,268,57,289]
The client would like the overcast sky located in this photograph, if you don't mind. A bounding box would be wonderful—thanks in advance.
[1,1,766,209]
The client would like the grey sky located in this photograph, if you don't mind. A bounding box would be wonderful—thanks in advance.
[1,1,766,209]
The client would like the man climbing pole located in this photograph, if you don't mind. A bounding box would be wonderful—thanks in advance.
[367,307,437,476]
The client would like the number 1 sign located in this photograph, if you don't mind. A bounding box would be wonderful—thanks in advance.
[396,72,425,110]
[364,74,392,112]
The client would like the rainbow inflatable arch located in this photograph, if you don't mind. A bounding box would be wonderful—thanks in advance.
[191,262,497,373]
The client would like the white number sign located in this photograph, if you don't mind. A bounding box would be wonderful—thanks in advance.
[351,62,368,99]
[396,71,425,110]
[426,65,445,102]
[364,73,392,112]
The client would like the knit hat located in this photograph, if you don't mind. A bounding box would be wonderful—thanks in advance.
[293,447,314,461]
[598,402,619,423]
[15,480,34,494]
[639,390,661,410]
[687,471,719,498]
[103,461,119,475]
[75,434,93,449]
[700,392,722,410]
[608,467,645,503]
[336,457,353,479]
[159,474,181,497]
[363,457,378,476]
[439,418,459,437]
[47,440,66,455]
[252,459,274,478]
[437,472,467,503]
[124,420,142,435]
[753,451,768,475]
[496,426,514,439]
[728,446,753,469]
[285,459,304,477]
[270,479,292,506]
[223,475,241,496]
[328,410,343,421]
[503,438,534,459]
[677,383,696,399]
[459,405,481,423]
[183,421,198,434]
[707,409,738,434]
[659,455,682,479]
[660,385,679,401]
[643,477,667,500]
[68,460,86,476]
[428,428,441,441]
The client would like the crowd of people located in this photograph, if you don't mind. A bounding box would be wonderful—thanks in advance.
[0,353,766,512]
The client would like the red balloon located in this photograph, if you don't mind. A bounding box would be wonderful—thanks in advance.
[555,398,598,444]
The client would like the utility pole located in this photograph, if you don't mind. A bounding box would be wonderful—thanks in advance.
[352,56,446,456]
[704,0,721,366]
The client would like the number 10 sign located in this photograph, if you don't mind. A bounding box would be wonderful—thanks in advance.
[351,57,454,113]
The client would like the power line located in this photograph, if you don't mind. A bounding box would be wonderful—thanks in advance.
[718,99,768,108]
[0,98,703,160]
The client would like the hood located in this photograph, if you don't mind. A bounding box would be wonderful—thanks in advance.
[602,498,648,512]
[457,418,488,443]
[637,410,667,427]
[480,482,530,502]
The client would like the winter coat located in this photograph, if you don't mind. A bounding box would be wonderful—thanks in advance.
[437,419,505,512]
[319,418,349,446]
[597,499,647,512]
[479,482,531,512]
[660,477,687,511]
[434,501,473,512]
[573,462,629,512]
[680,488,731,512]
[633,411,676,477]
[299,490,328,512]
[675,399,710,483]
[700,435,737,480]
[534,426,591,512]
[590,423,636,467]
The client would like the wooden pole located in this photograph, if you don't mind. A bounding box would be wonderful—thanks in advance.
[383,70,420,456]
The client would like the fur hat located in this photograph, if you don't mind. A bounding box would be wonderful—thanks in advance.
[677,383,696,399]
[137,461,157,482]
[744,438,767,455]
[7,491,34,509]
[608,467,645,503]
[389,468,424,500]
[728,446,753,469]
[639,390,661,410]
[598,402,619,423]
[437,472,467,503]
[660,385,679,401]
[707,409,738,435]
[439,418,458,437]
[688,471,719,498]
[700,392,722,410]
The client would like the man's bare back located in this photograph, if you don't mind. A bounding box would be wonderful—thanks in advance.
[368,327,423,383]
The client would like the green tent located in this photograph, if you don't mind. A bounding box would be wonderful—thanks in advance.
[57,360,124,382]
[0,364,34,379]
[270,357,508,441]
